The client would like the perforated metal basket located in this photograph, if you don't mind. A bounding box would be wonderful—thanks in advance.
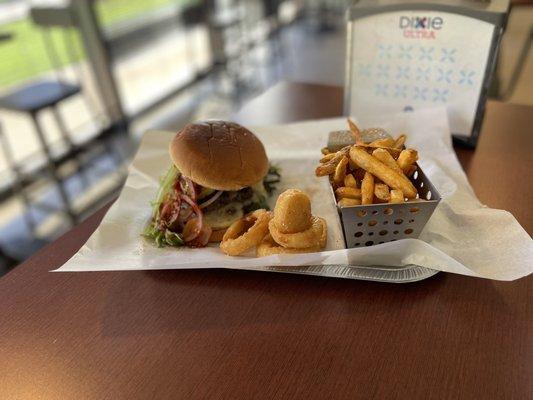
[334,165,441,248]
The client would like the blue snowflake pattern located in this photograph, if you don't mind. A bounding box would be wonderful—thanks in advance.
[458,69,475,85]
[440,48,457,63]
[375,84,389,97]
[396,66,410,80]
[397,45,413,60]
[375,64,390,79]
[378,44,393,59]
[416,67,430,82]
[357,63,372,77]
[413,86,429,101]
[419,46,434,61]
[433,88,449,102]
[394,84,408,98]
[436,68,453,84]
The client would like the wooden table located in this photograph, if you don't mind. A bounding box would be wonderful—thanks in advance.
[1,82,531,400]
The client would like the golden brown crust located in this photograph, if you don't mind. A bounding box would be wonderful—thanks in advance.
[271,189,312,233]
[169,120,269,190]
[269,216,327,249]
[256,234,323,257]
[219,210,272,256]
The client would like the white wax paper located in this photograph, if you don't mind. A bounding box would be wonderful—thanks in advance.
[56,108,533,280]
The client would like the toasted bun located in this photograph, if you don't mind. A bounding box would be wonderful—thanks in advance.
[170,120,269,191]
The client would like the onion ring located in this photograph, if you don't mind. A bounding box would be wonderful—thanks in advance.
[269,216,327,249]
[220,209,272,256]
[256,234,323,257]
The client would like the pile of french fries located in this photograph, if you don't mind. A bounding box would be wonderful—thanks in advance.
[316,119,420,207]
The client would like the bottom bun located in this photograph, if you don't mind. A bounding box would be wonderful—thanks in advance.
[209,228,227,243]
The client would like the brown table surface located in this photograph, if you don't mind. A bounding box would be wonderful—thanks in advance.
[1,82,531,400]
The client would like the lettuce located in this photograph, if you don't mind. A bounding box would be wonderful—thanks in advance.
[143,166,183,247]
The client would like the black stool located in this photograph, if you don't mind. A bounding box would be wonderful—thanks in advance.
[0,80,81,224]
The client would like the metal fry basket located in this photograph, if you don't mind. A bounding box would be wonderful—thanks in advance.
[335,165,441,248]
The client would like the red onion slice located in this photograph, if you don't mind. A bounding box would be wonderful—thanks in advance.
[179,205,193,221]
[166,196,182,227]
[199,190,223,209]
[179,194,204,242]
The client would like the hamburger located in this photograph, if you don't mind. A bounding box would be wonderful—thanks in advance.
[144,120,278,248]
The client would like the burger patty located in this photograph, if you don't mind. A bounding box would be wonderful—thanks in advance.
[202,187,254,213]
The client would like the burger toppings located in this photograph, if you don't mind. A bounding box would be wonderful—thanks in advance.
[143,165,280,248]
[143,166,210,247]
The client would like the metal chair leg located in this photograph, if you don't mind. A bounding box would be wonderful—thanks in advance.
[0,126,36,234]
[30,112,76,225]
[50,105,89,187]
[50,105,74,148]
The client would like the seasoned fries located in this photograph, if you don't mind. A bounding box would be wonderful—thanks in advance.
[320,153,336,163]
[357,144,402,158]
[338,198,362,207]
[333,156,348,186]
[344,173,357,188]
[316,121,424,206]
[393,134,406,149]
[335,186,362,200]
[350,147,417,199]
[397,149,418,174]
[361,172,374,205]
[372,148,403,175]
[374,183,390,202]
[390,189,404,203]
[405,164,417,177]
[347,118,363,144]
[370,138,395,148]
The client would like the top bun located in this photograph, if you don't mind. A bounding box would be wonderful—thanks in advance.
[169,120,269,191]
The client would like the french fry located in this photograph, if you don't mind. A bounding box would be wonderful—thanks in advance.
[338,198,362,207]
[348,157,358,170]
[361,171,375,204]
[357,144,402,158]
[374,183,390,202]
[390,189,404,203]
[405,164,417,177]
[315,146,350,176]
[344,173,357,188]
[335,187,362,199]
[393,134,406,149]
[321,147,330,155]
[320,153,336,163]
[315,163,336,177]
[372,148,403,175]
[347,118,364,144]
[333,156,348,186]
[397,149,418,174]
[349,146,418,199]
[370,138,395,148]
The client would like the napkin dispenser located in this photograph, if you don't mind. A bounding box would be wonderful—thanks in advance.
[344,0,509,147]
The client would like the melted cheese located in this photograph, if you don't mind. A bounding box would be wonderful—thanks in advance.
[204,202,244,229]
